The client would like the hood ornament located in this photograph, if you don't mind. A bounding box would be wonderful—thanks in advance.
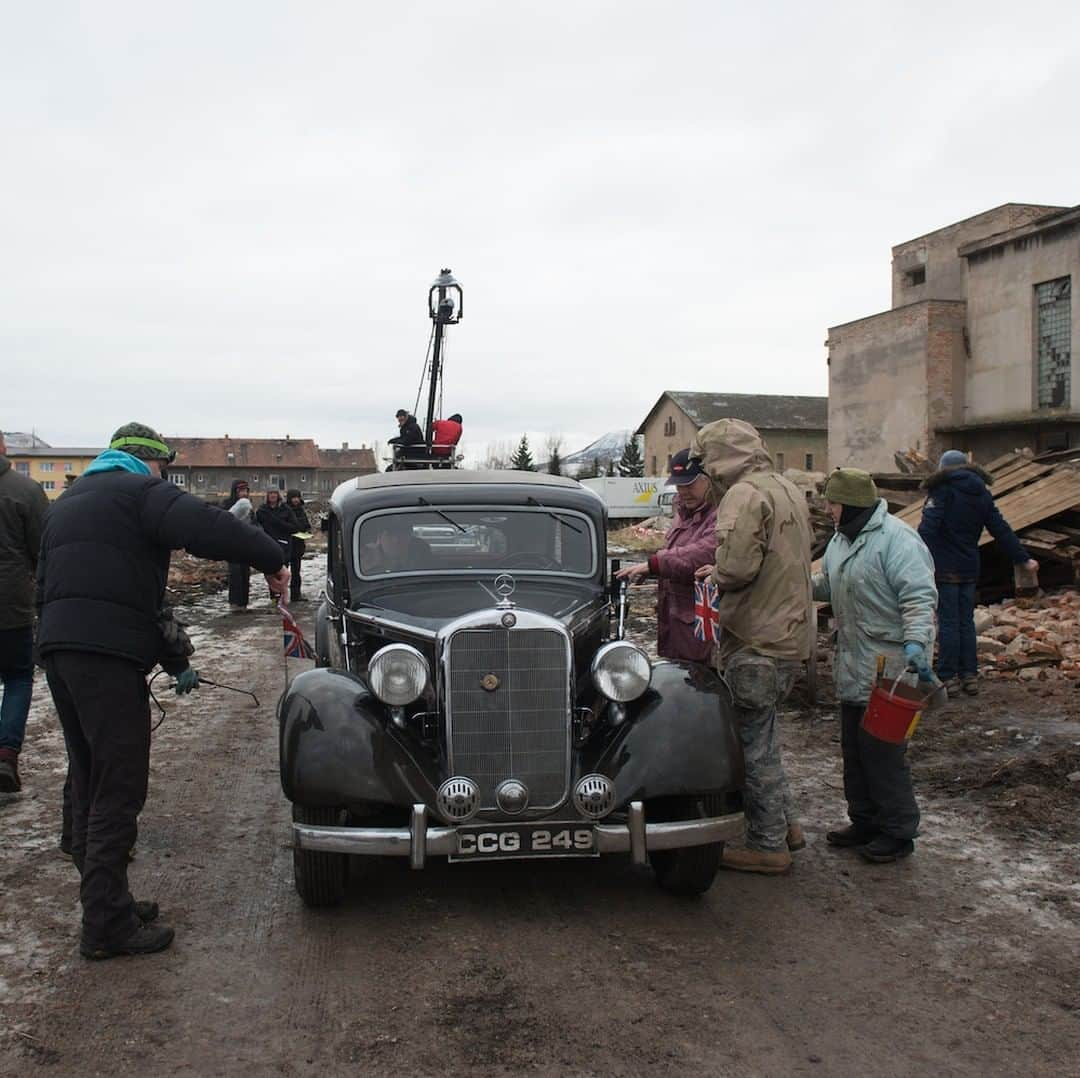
[494,573,516,609]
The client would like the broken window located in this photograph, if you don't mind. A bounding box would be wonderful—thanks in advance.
[1036,277,1072,409]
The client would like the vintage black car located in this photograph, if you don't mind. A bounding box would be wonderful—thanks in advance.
[279,470,746,905]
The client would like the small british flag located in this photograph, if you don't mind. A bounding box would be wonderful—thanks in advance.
[693,580,720,643]
[281,603,315,660]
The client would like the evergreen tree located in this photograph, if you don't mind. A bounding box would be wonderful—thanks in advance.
[547,447,562,475]
[510,434,536,471]
[617,436,645,477]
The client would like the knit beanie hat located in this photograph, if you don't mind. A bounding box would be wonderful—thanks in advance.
[938,449,968,469]
[109,422,174,462]
[823,468,878,508]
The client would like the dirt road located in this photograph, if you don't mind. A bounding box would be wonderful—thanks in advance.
[2,573,1078,1076]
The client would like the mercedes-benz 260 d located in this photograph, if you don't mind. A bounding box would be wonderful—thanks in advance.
[280,471,745,905]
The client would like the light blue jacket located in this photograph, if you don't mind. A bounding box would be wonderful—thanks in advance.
[812,500,937,704]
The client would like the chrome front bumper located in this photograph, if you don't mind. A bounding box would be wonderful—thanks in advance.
[293,801,745,870]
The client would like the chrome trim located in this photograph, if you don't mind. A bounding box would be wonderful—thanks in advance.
[440,608,574,814]
[344,608,437,643]
[293,809,744,861]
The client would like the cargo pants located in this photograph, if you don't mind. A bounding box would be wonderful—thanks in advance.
[722,649,801,852]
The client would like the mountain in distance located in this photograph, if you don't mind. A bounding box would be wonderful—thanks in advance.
[558,430,635,476]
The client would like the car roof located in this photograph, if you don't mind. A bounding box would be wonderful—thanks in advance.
[353,470,583,491]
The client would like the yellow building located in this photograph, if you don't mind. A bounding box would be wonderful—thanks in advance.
[6,446,103,500]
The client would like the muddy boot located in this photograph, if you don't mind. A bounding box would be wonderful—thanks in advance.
[720,846,792,875]
[80,922,175,960]
[826,824,877,848]
[0,750,20,793]
[857,834,914,863]
[786,823,806,851]
[961,676,979,696]
[941,677,961,698]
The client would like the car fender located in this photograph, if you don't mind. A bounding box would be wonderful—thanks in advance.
[583,660,744,804]
[279,668,441,808]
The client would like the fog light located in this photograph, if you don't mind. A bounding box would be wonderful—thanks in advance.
[437,777,480,823]
[496,779,529,815]
[573,774,616,819]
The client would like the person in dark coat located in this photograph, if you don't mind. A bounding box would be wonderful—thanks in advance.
[222,478,254,611]
[0,430,50,792]
[388,409,425,468]
[37,422,288,960]
[285,489,311,602]
[918,450,1038,696]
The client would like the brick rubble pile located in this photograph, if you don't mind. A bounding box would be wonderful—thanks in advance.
[976,588,1080,682]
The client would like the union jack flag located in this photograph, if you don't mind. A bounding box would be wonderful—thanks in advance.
[280,603,315,660]
[693,580,720,643]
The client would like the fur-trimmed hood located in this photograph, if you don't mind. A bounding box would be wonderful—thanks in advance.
[922,463,993,491]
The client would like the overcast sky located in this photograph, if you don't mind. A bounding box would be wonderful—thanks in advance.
[4,2,1079,465]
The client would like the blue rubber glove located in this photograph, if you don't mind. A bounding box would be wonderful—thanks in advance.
[174,667,200,695]
[903,642,934,682]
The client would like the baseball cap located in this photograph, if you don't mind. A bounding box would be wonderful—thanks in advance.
[667,448,706,486]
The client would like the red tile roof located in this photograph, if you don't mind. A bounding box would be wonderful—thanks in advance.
[167,437,321,469]
[318,447,376,472]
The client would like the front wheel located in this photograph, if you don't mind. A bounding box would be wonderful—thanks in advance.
[292,804,347,907]
[648,796,722,897]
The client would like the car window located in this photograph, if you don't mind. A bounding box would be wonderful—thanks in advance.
[354,508,595,578]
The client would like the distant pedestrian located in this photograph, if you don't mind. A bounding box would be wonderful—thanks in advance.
[615,449,717,663]
[37,422,288,958]
[256,489,299,599]
[285,489,311,602]
[222,479,254,612]
[691,419,815,875]
[0,430,50,792]
[814,468,937,863]
[918,450,1039,696]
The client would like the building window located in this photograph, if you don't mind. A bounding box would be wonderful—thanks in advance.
[776,452,785,470]
[1036,277,1071,409]
[663,416,676,437]
[170,474,186,487]
[651,456,657,474]
[40,461,54,472]
[42,480,55,490]
[16,462,30,475]
[805,453,814,470]
[905,267,926,287]
[64,462,73,472]
[196,473,205,484]
[251,475,259,486]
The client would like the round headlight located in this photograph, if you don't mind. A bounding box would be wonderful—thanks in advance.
[591,641,651,703]
[368,644,429,706]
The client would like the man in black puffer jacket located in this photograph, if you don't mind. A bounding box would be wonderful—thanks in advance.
[37,422,289,960]
[918,450,1038,697]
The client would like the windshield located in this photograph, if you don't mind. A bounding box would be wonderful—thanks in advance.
[354,507,596,578]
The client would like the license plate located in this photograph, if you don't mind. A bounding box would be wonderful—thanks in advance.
[448,824,598,862]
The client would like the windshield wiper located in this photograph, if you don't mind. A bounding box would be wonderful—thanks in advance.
[417,497,467,533]
[526,497,584,534]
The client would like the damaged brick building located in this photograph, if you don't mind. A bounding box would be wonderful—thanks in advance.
[828,202,1079,471]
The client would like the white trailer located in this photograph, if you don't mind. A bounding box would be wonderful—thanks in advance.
[579,476,665,520]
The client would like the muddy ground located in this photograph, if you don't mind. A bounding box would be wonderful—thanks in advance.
[1,564,1078,1076]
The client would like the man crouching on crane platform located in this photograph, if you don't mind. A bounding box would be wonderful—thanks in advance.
[693,418,814,875]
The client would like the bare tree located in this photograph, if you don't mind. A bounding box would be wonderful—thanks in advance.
[481,440,514,469]
[544,433,564,476]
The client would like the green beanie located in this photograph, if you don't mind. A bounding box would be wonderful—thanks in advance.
[823,467,878,508]
[109,422,174,462]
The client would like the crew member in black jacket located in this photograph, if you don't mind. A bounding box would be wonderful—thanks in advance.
[256,488,299,599]
[285,489,311,602]
[37,423,289,960]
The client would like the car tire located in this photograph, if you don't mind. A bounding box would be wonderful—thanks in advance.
[648,796,722,897]
[292,804,348,907]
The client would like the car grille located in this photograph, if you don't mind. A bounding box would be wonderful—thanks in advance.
[447,627,570,810]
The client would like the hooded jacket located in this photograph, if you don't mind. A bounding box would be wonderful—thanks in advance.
[256,491,300,542]
[389,415,424,446]
[690,419,814,664]
[813,499,937,703]
[0,454,50,630]
[917,465,1028,581]
[649,497,718,663]
[37,453,284,671]
[285,489,311,533]
[431,418,463,457]
[222,478,251,511]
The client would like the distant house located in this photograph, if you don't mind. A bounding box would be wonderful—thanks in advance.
[317,443,378,492]
[2,444,103,500]
[636,391,828,476]
[165,436,322,498]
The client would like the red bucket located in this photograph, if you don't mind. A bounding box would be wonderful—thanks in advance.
[862,677,926,744]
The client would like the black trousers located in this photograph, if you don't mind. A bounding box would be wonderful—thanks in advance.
[45,651,149,949]
[840,702,920,841]
[289,538,305,601]
[227,562,250,607]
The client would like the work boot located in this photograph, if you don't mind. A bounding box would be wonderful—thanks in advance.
[786,823,806,851]
[941,677,961,698]
[80,922,174,960]
[0,750,20,793]
[961,676,979,696]
[858,834,914,863]
[720,845,792,875]
[135,901,160,924]
[826,823,877,848]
